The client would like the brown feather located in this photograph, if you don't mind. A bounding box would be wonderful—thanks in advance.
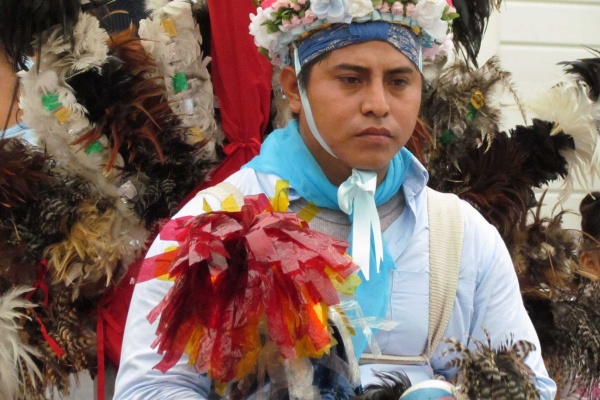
[0,139,53,213]
[71,26,176,173]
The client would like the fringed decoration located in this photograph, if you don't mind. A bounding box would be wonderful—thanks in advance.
[444,332,540,400]
[148,194,358,394]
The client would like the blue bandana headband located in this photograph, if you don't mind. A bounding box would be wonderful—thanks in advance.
[297,21,422,71]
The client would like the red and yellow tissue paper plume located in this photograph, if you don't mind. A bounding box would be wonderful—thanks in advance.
[145,193,358,392]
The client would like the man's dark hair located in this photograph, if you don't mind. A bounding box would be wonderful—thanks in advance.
[296,50,332,91]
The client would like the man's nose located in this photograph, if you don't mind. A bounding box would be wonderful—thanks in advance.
[360,82,390,118]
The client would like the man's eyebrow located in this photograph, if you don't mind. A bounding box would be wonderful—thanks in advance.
[332,64,416,74]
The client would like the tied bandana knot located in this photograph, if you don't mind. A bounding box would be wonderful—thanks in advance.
[338,169,384,281]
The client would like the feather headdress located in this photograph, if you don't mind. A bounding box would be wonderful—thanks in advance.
[532,295,600,396]
[528,80,600,200]
[20,285,97,396]
[451,0,502,68]
[443,332,540,400]
[422,57,523,152]
[139,0,219,149]
[0,139,52,212]
[0,286,42,400]
[45,199,146,296]
[561,48,600,102]
[513,191,579,300]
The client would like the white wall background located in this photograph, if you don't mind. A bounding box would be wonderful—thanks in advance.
[478,0,600,230]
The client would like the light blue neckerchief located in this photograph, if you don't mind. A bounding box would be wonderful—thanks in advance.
[244,120,413,357]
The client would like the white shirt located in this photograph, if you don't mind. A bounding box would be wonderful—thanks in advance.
[114,158,556,399]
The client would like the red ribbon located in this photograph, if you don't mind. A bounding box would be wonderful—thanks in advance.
[34,316,65,358]
[23,260,64,358]
[24,259,49,306]
[223,137,262,156]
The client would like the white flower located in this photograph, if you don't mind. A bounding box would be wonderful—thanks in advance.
[310,0,347,23]
[249,8,278,54]
[413,0,448,41]
[348,0,375,18]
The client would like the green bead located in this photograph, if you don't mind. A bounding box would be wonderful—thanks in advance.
[440,130,455,146]
[85,141,104,155]
[42,93,61,111]
[172,72,188,93]
[466,104,478,122]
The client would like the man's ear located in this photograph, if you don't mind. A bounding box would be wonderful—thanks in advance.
[280,65,302,114]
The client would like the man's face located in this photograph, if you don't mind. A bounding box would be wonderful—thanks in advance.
[294,40,422,185]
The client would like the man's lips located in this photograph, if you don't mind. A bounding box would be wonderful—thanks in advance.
[357,127,392,137]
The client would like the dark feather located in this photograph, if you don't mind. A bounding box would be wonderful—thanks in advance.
[354,371,411,400]
[509,119,574,187]
[452,0,502,68]
[0,138,53,214]
[513,191,579,300]
[66,56,134,123]
[560,48,600,101]
[430,131,532,254]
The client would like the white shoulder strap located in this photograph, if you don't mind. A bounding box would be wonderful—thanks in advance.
[425,187,464,358]
[198,181,244,209]
[360,188,464,366]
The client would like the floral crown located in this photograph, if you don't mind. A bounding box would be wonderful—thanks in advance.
[249,0,459,67]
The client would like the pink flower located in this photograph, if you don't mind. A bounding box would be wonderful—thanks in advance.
[298,0,307,3]
[290,14,301,25]
[405,3,415,17]
[391,1,403,15]
[292,2,302,11]
[446,0,454,6]
[303,9,317,24]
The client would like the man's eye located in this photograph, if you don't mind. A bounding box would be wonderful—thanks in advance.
[340,76,360,84]
[391,79,408,87]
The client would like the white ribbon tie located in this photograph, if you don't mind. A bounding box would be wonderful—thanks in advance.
[338,169,384,281]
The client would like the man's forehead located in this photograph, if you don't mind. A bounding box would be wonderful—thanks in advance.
[321,42,419,71]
